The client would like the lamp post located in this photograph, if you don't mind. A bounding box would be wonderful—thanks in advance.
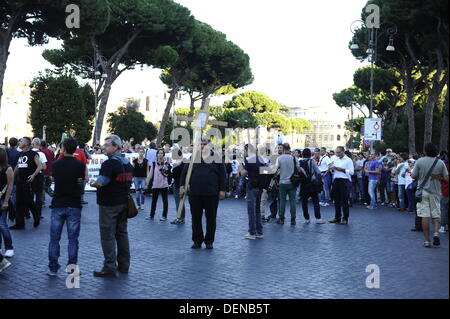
[350,20,397,118]
[350,20,397,151]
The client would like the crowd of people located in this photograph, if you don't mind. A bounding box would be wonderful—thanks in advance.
[0,135,448,276]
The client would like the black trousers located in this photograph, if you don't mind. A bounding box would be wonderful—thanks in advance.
[333,179,351,222]
[268,190,278,218]
[15,181,39,227]
[301,191,321,220]
[31,174,44,218]
[150,188,168,217]
[189,195,219,244]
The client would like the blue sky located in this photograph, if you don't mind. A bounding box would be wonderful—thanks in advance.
[4,0,369,109]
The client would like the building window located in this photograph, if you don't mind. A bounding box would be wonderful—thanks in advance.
[337,125,341,129]
[330,135,334,141]
[337,135,341,141]
[146,96,150,111]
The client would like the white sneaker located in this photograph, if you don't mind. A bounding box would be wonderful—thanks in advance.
[4,250,14,258]
[0,259,12,273]
[235,195,239,199]
[316,219,326,224]
[304,220,310,224]
[439,226,446,233]
[255,233,264,239]
[160,217,167,221]
[319,202,325,206]
[244,233,256,240]
[323,203,330,207]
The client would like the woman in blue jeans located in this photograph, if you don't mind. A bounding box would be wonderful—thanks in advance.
[0,148,14,258]
[132,148,148,210]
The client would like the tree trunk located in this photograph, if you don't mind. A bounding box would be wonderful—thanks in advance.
[404,73,416,155]
[200,94,209,110]
[93,78,113,145]
[156,88,178,148]
[423,52,447,150]
[0,33,12,115]
[188,94,196,118]
[440,87,449,152]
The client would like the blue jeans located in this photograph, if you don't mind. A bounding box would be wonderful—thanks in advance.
[398,185,406,209]
[0,201,13,251]
[368,180,378,207]
[319,173,331,203]
[48,207,81,272]
[172,183,185,219]
[406,188,416,212]
[246,185,262,235]
[133,177,146,206]
[279,183,297,220]
[235,176,245,197]
[357,177,365,202]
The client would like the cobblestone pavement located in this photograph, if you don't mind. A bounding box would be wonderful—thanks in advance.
[0,192,448,299]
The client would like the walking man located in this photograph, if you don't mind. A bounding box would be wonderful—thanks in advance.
[411,143,448,247]
[329,146,354,225]
[47,138,86,276]
[89,135,133,277]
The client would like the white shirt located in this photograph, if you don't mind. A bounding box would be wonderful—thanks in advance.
[32,148,47,164]
[145,148,157,163]
[331,155,354,180]
[318,155,332,173]
[231,160,240,174]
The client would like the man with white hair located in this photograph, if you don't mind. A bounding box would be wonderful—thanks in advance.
[31,138,47,218]
[90,135,133,277]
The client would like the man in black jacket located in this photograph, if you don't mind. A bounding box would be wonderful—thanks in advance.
[180,138,226,249]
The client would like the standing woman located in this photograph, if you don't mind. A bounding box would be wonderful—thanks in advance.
[0,148,14,257]
[146,149,171,221]
[132,148,148,210]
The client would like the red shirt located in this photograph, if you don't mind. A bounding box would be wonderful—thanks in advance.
[441,162,449,197]
[40,147,55,175]
[58,149,88,164]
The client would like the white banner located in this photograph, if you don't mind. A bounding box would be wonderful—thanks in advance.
[85,153,140,192]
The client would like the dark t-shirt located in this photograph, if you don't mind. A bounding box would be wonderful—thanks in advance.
[133,158,148,177]
[15,150,38,182]
[51,157,86,209]
[0,166,10,200]
[6,148,19,169]
[97,156,133,206]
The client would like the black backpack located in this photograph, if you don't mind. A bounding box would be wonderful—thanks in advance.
[300,159,323,193]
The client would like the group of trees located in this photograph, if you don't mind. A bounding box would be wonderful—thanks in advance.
[334,0,448,154]
[166,90,312,146]
[1,0,254,146]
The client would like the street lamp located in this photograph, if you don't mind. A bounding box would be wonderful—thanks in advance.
[350,20,397,119]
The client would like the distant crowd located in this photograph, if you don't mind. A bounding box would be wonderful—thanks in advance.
[0,135,448,276]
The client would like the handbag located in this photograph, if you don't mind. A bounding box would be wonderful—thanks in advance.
[127,194,138,219]
[415,157,439,203]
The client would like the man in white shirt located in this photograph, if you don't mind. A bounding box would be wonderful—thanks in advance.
[318,147,332,206]
[31,138,47,218]
[145,142,157,164]
[329,146,354,225]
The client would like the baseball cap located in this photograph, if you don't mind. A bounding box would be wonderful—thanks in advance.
[386,148,393,152]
